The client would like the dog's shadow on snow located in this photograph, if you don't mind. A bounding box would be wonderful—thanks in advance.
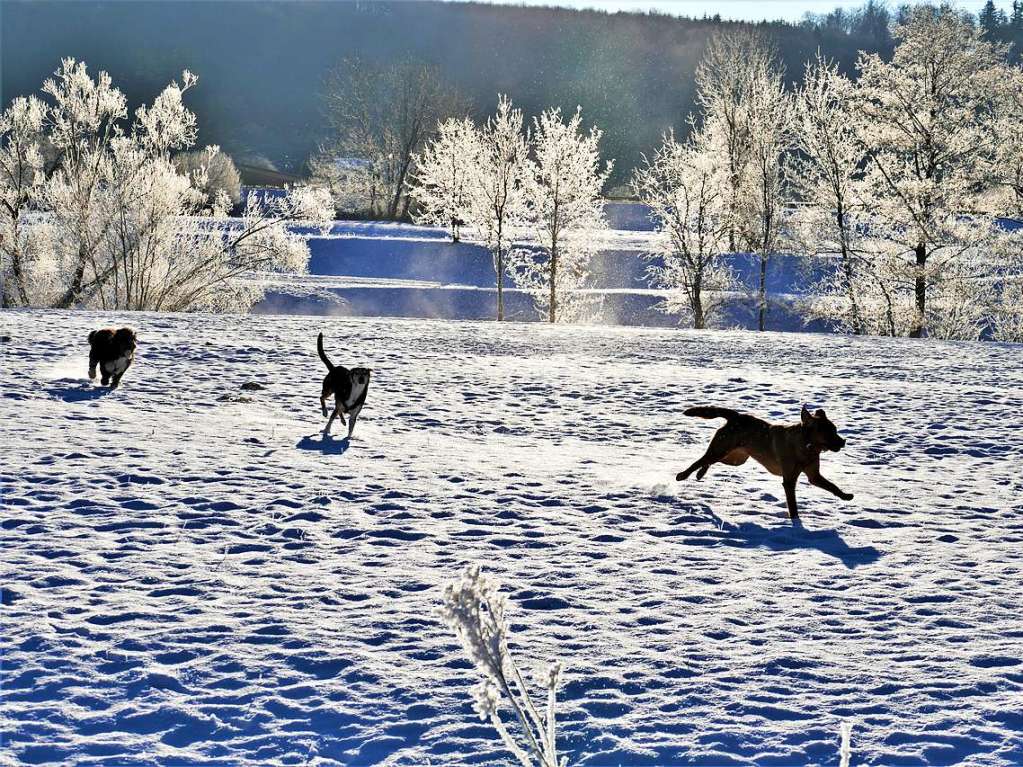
[296,433,350,455]
[47,379,114,402]
[703,507,882,569]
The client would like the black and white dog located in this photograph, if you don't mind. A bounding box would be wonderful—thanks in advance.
[88,327,137,388]
[317,332,371,438]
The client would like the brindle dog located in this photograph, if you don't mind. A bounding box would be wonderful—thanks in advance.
[676,405,853,518]
[88,327,137,388]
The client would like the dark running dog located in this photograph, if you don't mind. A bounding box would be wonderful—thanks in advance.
[317,332,371,438]
[88,327,137,388]
[676,405,853,518]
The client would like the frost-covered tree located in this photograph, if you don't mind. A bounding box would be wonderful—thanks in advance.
[800,218,911,337]
[856,8,1010,337]
[409,116,480,242]
[0,58,331,311]
[696,29,792,331]
[990,66,1023,218]
[0,95,47,306]
[510,107,610,324]
[986,228,1023,342]
[735,58,792,332]
[992,275,1023,342]
[633,127,735,329]
[791,54,867,334]
[308,152,379,217]
[470,96,532,321]
[172,147,242,208]
[440,566,566,767]
[320,57,463,220]
[31,59,131,308]
[97,145,330,312]
[695,29,774,253]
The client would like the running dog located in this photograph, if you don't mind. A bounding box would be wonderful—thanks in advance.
[88,327,137,388]
[676,405,853,518]
[317,332,371,439]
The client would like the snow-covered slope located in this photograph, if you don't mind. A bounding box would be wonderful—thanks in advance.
[252,218,827,331]
[2,310,1022,766]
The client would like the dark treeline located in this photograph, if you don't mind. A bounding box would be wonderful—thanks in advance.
[978,0,1023,46]
[1,0,896,184]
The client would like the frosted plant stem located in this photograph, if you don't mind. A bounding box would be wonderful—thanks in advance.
[839,720,853,767]
[511,661,548,744]
[497,670,548,763]
[490,711,534,767]
[546,676,558,763]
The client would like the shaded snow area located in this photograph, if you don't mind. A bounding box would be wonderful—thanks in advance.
[250,217,829,332]
[3,309,1023,767]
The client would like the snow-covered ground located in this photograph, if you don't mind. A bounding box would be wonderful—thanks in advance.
[2,309,1022,766]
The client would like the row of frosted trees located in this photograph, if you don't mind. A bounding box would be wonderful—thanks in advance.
[409,7,1023,341]
[409,99,610,324]
[0,60,332,312]
[4,9,1023,336]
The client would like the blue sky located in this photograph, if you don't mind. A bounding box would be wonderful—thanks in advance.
[462,0,1014,23]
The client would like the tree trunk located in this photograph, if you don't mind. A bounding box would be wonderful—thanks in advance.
[549,243,557,324]
[55,251,88,309]
[390,155,413,220]
[497,245,504,322]
[837,207,863,335]
[495,219,505,322]
[757,252,768,332]
[882,282,897,337]
[7,253,30,306]
[692,273,705,330]
[910,242,927,338]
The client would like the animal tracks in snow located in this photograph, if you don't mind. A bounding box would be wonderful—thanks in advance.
[1,310,1022,766]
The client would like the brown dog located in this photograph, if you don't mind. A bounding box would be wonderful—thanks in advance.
[88,327,137,388]
[676,405,853,518]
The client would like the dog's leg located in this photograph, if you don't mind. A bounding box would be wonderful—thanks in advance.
[324,407,339,435]
[676,457,704,481]
[110,372,123,389]
[676,445,728,481]
[320,395,328,418]
[346,404,362,439]
[89,352,98,381]
[783,475,799,519]
[805,466,854,501]
[677,432,733,481]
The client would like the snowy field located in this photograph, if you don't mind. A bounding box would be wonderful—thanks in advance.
[2,309,1022,766]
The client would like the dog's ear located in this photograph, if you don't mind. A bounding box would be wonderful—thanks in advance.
[801,405,813,425]
[815,408,827,420]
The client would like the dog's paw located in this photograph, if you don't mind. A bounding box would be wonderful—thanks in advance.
[675,472,685,481]
[841,492,855,501]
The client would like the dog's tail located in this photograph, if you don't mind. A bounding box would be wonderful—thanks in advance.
[684,406,740,421]
[317,332,334,371]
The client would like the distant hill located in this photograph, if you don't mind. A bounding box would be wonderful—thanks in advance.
[0,0,892,183]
